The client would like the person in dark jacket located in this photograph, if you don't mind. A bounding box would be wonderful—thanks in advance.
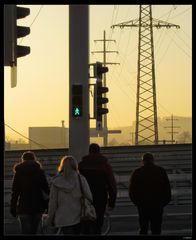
[10,151,50,234]
[78,143,117,234]
[128,152,171,235]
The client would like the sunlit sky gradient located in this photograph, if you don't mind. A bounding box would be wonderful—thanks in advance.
[4,5,192,140]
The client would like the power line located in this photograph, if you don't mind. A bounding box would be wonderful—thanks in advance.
[173,30,192,51]
[29,5,44,28]
[167,30,191,59]
[107,5,119,50]
[156,29,178,67]
[169,6,192,20]
[154,5,175,58]
[156,5,178,21]
[5,123,50,150]
[19,5,44,44]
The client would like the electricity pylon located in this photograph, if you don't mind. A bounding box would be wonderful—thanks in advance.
[164,114,180,144]
[111,5,180,145]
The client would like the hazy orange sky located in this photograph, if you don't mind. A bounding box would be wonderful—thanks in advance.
[4,5,192,140]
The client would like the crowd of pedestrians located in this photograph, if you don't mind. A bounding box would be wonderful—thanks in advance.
[10,144,171,235]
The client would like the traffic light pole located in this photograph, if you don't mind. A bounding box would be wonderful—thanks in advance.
[92,30,119,146]
[69,5,89,161]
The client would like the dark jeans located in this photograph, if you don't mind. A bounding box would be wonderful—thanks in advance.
[80,220,99,235]
[94,204,106,234]
[18,213,42,234]
[137,206,164,235]
[60,223,81,235]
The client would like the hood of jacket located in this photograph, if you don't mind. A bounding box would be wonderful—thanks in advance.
[52,173,78,192]
[52,157,79,192]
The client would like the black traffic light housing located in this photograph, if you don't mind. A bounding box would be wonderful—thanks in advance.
[94,61,108,80]
[95,82,109,130]
[16,6,31,59]
[72,85,83,118]
[4,5,30,67]
[96,82,109,118]
[94,62,109,130]
[4,5,30,87]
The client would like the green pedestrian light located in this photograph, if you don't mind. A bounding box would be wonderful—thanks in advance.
[72,85,83,118]
[74,107,80,116]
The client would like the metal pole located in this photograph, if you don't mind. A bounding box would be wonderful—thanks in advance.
[103,30,108,146]
[150,5,158,144]
[69,5,89,161]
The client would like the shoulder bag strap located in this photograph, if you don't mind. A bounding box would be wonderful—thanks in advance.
[78,174,94,204]
[78,174,84,196]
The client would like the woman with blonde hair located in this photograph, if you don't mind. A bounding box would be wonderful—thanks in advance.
[47,155,94,235]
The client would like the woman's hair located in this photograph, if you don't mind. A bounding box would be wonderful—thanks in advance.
[58,155,78,173]
[21,151,36,162]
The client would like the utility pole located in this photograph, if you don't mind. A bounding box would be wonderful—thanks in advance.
[111,5,180,145]
[61,120,65,148]
[164,114,180,144]
[131,132,135,145]
[69,5,89,161]
[92,30,120,146]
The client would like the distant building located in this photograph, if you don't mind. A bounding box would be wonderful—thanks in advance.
[29,124,68,150]
[5,140,30,151]
[5,141,11,150]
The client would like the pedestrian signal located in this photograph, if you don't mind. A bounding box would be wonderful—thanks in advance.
[72,85,83,118]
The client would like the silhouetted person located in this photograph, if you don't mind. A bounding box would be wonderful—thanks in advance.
[47,155,93,235]
[78,143,117,234]
[128,152,171,235]
[10,151,50,234]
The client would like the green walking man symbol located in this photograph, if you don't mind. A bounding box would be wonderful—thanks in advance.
[75,107,80,116]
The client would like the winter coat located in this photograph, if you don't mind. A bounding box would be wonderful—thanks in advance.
[129,163,171,208]
[47,173,92,228]
[10,160,50,215]
[78,153,117,211]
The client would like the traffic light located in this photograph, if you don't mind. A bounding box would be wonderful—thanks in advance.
[4,5,30,67]
[96,82,109,130]
[94,62,109,130]
[16,6,31,61]
[72,85,83,118]
[4,5,15,66]
[96,81,109,115]
[4,5,30,88]
[94,61,108,81]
